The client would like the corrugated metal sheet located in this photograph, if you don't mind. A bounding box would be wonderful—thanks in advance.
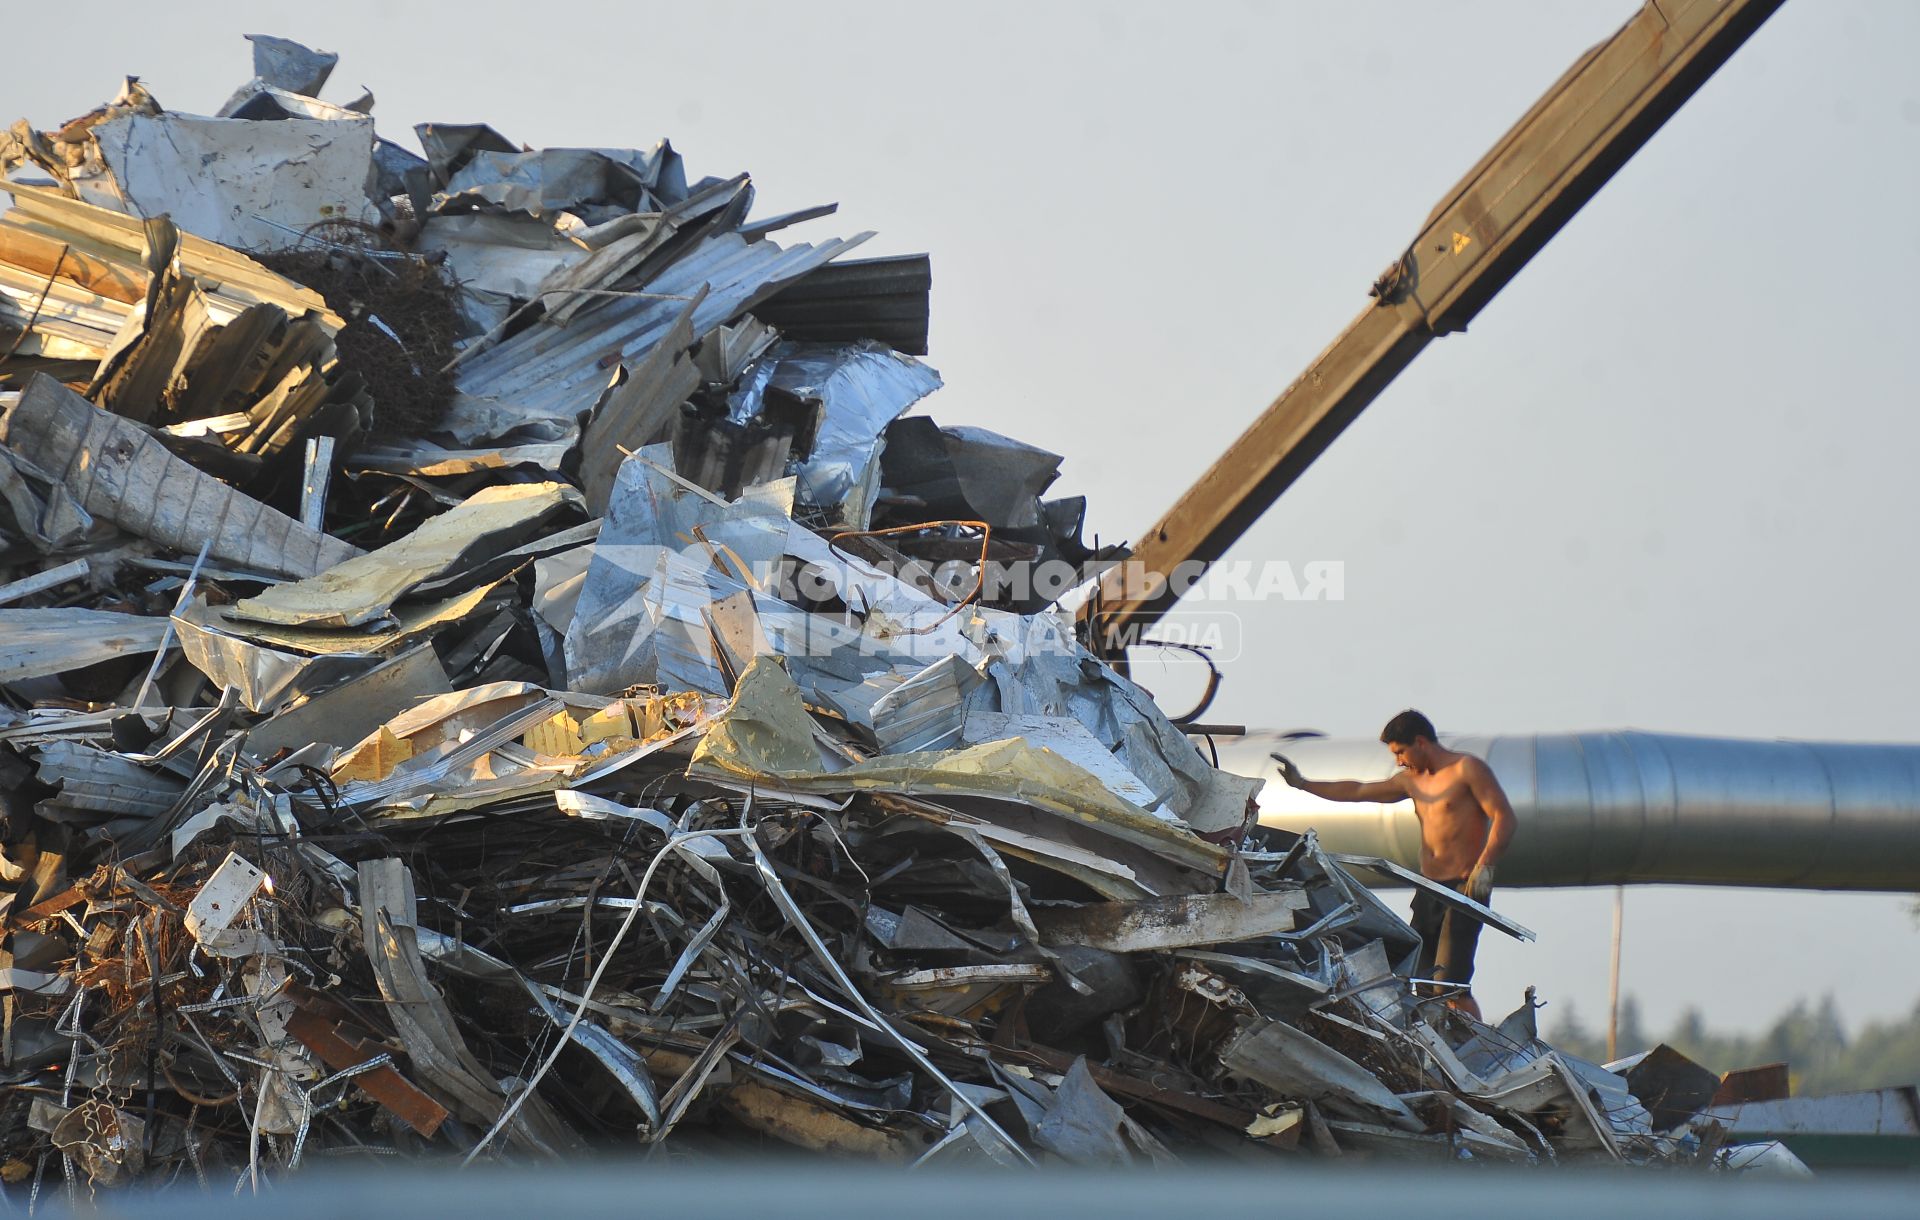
[1,375,360,579]
[0,181,340,326]
[446,230,871,443]
[32,740,185,821]
[757,254,932,355]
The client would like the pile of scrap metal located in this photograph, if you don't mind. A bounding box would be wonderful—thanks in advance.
[0,35,1795,1192]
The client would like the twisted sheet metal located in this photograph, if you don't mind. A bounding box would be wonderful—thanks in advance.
[448,230,872,441]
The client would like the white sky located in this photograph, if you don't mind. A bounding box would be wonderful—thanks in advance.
[10,0,1918,1039]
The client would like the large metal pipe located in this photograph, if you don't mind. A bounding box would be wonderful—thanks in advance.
[1212,731,1920,891]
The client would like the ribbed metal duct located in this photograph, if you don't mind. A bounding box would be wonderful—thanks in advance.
[1212,731,1920,891]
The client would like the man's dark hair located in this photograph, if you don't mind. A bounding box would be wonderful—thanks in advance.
[1380,709,1437,746]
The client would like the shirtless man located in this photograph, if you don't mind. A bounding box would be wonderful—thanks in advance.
[1271,709,1516,1019]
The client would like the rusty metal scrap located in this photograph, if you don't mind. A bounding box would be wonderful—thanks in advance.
[282,1000,449,1137]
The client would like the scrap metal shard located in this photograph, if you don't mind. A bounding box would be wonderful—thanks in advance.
[358,858,578,1154]
[1219,1019,1422,1131]
[0,607,166,684]
[231,482,578,628]
[577,289,706,515]
[1034,889,1311,954]
[284,1005,449,1137]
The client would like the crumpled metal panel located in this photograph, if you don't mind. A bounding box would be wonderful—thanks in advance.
[413,123,517,183]
[1219,1019,1421,1131]
[217,84,363,123]
[938,425,1060,530]
[88,112,380,252]
[176,580,500,661]
[1033,890,1310,954]
[577,293,703,513]
[1561,1053,1656,1146]
[1031,1058,1146,1165]
[880,421,1061,531]
[173,609,372,713]
[415,213,591,333]
[244,34,337,97]
[1469,1051,1624,1160]
[726,340,942,528]
[979,642,1260,837]
[244,645,453,758]
[693,657,1230,873]
[435,147,686,220]
[562,447,792,694]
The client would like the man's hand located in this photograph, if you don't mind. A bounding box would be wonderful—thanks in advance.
[1269,752,1305,789]
[1466,862,1496,904]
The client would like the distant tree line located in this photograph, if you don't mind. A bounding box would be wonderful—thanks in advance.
[1544,994,1920,1096]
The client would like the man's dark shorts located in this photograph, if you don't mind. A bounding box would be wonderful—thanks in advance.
[1409,877,1483,988]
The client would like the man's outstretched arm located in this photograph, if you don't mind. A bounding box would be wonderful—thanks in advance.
[1271,754,1408,803]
